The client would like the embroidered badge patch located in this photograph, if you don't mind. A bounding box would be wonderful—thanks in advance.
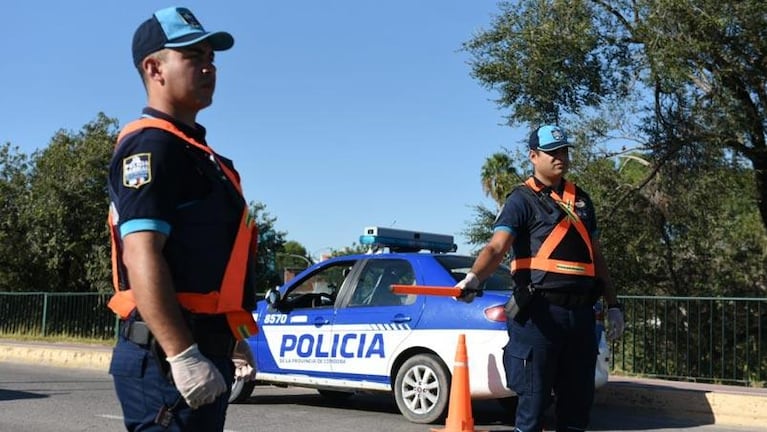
[123,153,152,188]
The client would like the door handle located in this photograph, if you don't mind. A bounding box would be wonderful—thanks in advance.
[392,315,412,323]
[314,317,330,326]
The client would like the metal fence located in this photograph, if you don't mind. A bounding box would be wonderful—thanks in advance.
[0,292,117,340]
[0,292,764,386]
[613,295,766,386]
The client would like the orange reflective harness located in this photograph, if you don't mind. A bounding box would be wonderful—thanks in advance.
[107,118,258,340]
[510,177,595,277]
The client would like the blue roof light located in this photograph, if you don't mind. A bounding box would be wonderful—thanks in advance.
[359,226,457,253]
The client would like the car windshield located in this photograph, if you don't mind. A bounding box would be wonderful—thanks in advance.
[433,255,513,292]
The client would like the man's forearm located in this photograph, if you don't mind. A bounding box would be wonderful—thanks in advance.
[123,233,193,357]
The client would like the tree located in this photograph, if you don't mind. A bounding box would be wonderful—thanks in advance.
[252,202,286,292]
[464,0,767,232]
[328,243,370,257]
[0,143,33,291]
[22,114,117,293]
[481,152,521,207]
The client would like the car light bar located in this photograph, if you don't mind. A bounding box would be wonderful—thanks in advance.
[359,226,458,253]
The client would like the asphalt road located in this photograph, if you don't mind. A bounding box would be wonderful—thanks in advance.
[0,362,762,432]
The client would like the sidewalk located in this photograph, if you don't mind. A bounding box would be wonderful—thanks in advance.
[1,338,765,428]
[593,375,767,428]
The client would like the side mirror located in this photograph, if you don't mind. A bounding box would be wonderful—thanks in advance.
[265,287,281,306]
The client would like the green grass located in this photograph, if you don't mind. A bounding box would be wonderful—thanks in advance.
[0,331,115,346]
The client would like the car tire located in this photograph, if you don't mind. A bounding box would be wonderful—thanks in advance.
[317,389,354,401]
[496,396,518,419]
[393,353,450,424]
[229,379,256,404]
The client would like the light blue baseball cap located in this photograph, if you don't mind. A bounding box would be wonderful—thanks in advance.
[132,6,234,67]
[528,125,573,151]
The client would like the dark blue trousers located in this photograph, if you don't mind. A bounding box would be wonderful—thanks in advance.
[109,337,234,431]
[503,297,597,432]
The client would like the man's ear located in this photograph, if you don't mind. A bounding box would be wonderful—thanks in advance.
[142,57,164,84]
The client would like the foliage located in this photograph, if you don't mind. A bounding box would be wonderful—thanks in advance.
[276,240,312,270]
[7,114,117,293]
[252,202,287,292]
[464,0,767,232]
[0,115,288,296]
[328,242,370,257]
[0,143,33,291]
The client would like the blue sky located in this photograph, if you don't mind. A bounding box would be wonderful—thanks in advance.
[2,1,527,258]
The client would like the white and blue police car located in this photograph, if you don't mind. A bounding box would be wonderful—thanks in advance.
[230,227,610,424]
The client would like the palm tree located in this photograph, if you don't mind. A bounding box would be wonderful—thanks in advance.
[480,152,519,207]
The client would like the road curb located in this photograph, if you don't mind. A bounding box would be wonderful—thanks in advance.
[1,339,765,428]
[0,340,111,371]
[595,376,767,428]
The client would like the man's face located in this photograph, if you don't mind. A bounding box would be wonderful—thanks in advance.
[152,41,217,112]
[530,146,570,178]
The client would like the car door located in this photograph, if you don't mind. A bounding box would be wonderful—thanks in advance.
[331,258,425,385]
[255,259,357,379]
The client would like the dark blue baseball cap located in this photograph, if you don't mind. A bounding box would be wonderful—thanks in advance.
[132,6,234,67]
[528,125,573,151]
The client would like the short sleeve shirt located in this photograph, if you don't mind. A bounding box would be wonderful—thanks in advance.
[109,108,213,238]
[493,178,599,239]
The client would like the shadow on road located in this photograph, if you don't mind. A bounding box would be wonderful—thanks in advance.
[0,389,48,402]
[244,385,717,431]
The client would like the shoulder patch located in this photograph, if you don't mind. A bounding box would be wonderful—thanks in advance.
[123,153,152,188]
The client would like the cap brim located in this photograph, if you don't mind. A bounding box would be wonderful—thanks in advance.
[165,31,234,51]
[537,141,573,152]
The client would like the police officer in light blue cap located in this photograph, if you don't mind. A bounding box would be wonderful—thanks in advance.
[107,6,257,432]
[455,125,625,431]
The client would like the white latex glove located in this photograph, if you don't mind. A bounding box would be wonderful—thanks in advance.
[607,307,625,341]
[454,272,480,303]
[232,340,256,381]
[166,343,227,409]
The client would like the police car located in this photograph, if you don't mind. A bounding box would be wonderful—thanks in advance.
[231,227,610,424]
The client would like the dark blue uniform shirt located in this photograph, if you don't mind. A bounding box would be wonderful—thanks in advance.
[494,177,598,290]
[109,108,247,318]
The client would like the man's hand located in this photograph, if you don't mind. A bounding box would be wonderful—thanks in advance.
[454,272,480,303]
[606,306,625,341]
[232,340,256,381]
[166,343,227,409]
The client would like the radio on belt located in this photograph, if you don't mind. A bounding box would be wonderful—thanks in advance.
[359,226,457,253]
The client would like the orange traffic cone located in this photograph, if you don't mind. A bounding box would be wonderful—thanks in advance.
[431,334,486,432]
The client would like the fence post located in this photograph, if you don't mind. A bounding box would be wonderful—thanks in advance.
[41,293,49,337]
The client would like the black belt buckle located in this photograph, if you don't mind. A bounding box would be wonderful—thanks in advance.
[122,320,151,346]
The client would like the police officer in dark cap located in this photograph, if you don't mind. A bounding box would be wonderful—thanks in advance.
[455,125,625,432]
[106,6,257,431]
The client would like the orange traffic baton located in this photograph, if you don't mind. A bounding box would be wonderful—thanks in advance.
[390,284,462,297]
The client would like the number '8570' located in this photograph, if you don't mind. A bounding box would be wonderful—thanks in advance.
[264,314,288,324]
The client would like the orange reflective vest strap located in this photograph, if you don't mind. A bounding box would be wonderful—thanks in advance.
[117,118,243,194]
[109,118,258,340]
[217,208,259,340]
[173,287,257,341]
[107,210,136,319]
[510,178,595,277]
[108,290,136,319]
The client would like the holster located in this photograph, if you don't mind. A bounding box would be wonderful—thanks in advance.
[589,278,605,305]
[504,283,536,324]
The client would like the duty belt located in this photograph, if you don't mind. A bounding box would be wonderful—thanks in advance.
[538,290,593,308]
[120,320,235,357]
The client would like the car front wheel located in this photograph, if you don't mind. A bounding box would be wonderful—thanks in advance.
[393,353,450,424]
[229,378,256,404]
